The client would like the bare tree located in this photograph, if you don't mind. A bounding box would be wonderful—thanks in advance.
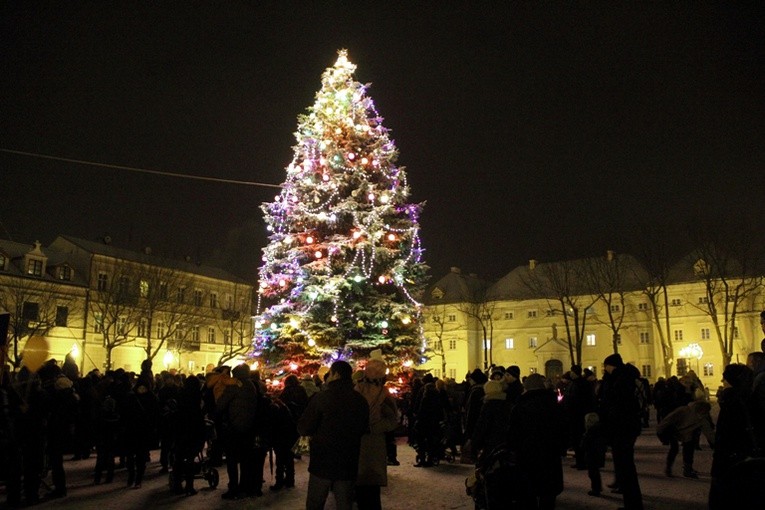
[522,259,597,367]
[217,284,254,366]
[425,303,457,377]
[583,251,630,354]
[0,277,80,368]
[90,262,145,370]
[686,223,763,367]
[134,265,205,363]
[456,291,496,370]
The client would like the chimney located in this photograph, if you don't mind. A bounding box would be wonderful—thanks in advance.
[450,267,461,274]
[529,259,537,270]
[606,250,615,261]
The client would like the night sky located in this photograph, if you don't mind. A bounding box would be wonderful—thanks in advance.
[2,3,763,282]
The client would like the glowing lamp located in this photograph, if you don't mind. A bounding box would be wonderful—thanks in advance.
[289,362,299,371]
[402,360,414,368]
[387,233,396,241]
[270,323,278,331]
[361,157,369,165]
[163,350,174,368]
[380,320,389,328]
[70,343,80,360]
[270,379,281,388]
[289,318,299,328]
[314,250,323,259]
[401,316,411,325]
[331,315,338,322]
[348,152,355,160]
[322,173,330,181]
[367,193,375,201]
[308,338,316,347]
[279,279,287,287]
[378,275,387,284]
[352,231,362,239]
[353,275,363,283]
[380,194,390,204]
[306,236,314,244]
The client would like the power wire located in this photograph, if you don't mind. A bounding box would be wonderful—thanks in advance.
[0,148,282,189]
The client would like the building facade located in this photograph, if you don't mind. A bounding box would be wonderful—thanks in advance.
[0,236,255,374]
[420,253,764,390]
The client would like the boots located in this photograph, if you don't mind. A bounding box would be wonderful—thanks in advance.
[664,463,673,477]
[683,464,699,478]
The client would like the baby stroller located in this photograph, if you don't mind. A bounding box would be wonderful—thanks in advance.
[169,418,219,490]
[466,443,518,509]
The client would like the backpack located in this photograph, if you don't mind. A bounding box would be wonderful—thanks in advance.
[101,395,120,423]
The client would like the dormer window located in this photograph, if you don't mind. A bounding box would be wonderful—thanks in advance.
[431,287,444,300]
[0,253,6,271]
[58,266,73,281]
[27,258,43,277]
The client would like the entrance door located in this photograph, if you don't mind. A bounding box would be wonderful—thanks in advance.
[545,359,564,380]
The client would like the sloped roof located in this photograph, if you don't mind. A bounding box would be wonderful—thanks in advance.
[421,268,491,305]
[0,238,88,287]
[52,235,251,285]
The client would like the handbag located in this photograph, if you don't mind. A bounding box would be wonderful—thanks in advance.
[291,436,310,456]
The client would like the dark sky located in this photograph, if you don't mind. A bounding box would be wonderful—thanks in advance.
[1,3,763,282]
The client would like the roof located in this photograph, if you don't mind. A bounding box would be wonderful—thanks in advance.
[0,238,88,287]
[51,235,252,285]
[421,267,491,305]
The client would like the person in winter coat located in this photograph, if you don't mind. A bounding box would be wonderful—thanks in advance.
[268,396,299,491]
[562,365,595,470]
[172,375,206,495]
[598,353,644,510]
[298,361,369,510]
[354,359,399,510]
[506,373,567,510]
[581,412,607,497]
[462,368,487,462]
[120,375,160,489]
[216,363,259,500]
[709,363,757,509]
[280,374,309,420]
[93,375,118,485]
[471,379,512,460]
[656,400,714,478]
[412,375,446,466]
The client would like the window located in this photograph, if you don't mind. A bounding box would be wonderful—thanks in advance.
[210,293,218,308]
[22,301,39,322]
[671,298,682,306]
[448,368,457,379]
[610,304,621,313]
[94,313,104,333]
[703,363,714,377]
[586,334,596,346]
[698,296,709,304]
[208,327,216,343]
[117,317,128,335]
[177,287,186,304]
[58,266,72,281]
[528,336,538,348]
[545,309,555,317]
[641,365,652,378]
[504,311,514,320]
[676,358,688,376]
[639,331,650,344]
[448,339,456,350]
[480,313,491,321]
[637,302,648,311]
[733,326,740,339]
[97,272,108,291]
[674,329,683,341]
[483,340,491,350]
[191,326,200,343]
[159,282,168,300]
[433,369,441,379]
[701,328,711,340]
[224,330,231,345]
[117,276,130,299]
[140,280,149,297]
[137,319,147,337]
[505,338,514,349]
[27,259,43,276]
[614,333,622,345]
[527,310,537,319]
[226,294,234,310]
[55,306,68,327]
[194,290,203,306]
[157,321,166,338]
[447,315,456,322]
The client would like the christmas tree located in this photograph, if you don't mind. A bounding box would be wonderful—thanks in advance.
[253,50,428,373]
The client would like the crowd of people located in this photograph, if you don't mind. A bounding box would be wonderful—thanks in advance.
[1,311,764,509]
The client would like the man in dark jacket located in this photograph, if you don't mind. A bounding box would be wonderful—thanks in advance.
[599,353,644,510]
[298,361,369,510]
[217,363,259,499]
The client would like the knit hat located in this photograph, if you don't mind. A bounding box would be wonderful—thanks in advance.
[232,363,250,380]
[469,368,488,385]
[523,373,546,391]
[483,380,505,396]
[603,353,624,368]
[506,365,521,379]
[364,359,387,380]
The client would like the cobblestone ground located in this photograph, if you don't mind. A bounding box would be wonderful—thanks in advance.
[2,423,711,510]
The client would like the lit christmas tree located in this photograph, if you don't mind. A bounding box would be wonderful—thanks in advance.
[253,50,428,373]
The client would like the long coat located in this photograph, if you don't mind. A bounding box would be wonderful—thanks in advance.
[355,380,398,486]
[298,378,369,481]
[506,389,567,498]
